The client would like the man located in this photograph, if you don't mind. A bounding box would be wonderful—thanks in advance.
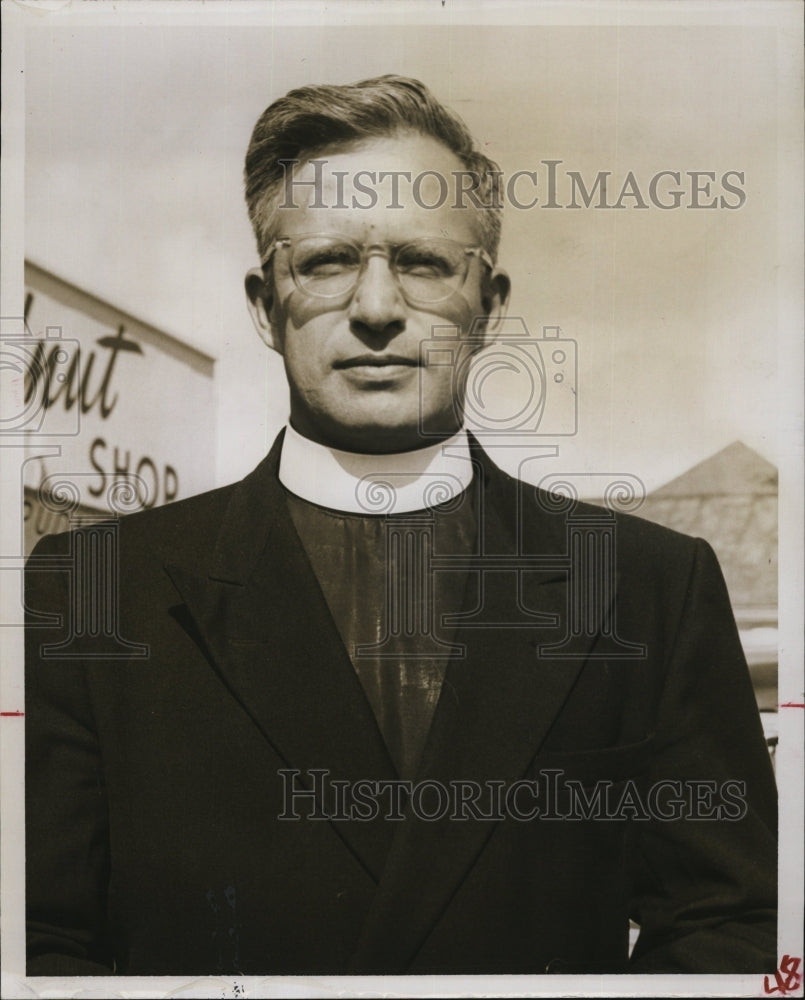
[26,76,776,977]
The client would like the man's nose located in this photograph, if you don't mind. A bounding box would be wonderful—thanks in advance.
[347,255,407,338]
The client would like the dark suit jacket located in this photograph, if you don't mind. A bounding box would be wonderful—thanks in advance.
[25,433,777,977]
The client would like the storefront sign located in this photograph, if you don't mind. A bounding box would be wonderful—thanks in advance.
[22,261,216,554]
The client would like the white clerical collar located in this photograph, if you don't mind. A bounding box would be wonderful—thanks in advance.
[278,424,473,514]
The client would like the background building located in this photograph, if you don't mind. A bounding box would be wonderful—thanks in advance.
[22,261,216,556]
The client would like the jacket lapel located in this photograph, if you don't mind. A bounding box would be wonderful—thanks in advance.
[164,432,398,883]
[163,431,618,969]
[348,442,611,972]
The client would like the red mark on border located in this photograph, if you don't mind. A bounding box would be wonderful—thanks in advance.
[0,711,24,717]
[764,955,802,995]
[779,702,805,709]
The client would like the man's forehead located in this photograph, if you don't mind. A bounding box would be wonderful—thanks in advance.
[292,131,463,172]
[273,133,483,243]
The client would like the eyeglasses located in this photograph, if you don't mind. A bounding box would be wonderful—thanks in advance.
[262,234,493,304]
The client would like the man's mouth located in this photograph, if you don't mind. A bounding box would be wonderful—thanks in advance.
[334,355,420,369]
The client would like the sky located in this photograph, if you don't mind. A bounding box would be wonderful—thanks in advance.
[20,6,797,495]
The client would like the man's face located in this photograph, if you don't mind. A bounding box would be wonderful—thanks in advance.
[246,132,509,453]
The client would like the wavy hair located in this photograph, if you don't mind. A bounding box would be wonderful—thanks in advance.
[244,75,503,262]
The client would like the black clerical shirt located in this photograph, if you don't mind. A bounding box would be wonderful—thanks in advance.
[285,487,477,780]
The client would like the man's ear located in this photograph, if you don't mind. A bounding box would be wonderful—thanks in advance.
[478,267,511,348]
[245,268,283,354]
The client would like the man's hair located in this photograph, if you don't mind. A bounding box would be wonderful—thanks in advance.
[244,75,503,263]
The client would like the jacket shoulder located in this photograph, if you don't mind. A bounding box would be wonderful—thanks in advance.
[481,452,701,558]
[28,480,239,564]
[481,453,705,581]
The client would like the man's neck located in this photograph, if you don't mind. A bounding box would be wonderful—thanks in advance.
[278,423,473,514]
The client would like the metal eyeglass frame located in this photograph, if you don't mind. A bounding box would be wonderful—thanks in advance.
[260,233,494,303]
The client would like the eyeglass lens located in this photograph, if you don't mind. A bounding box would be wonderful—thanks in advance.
[288,236,470,302]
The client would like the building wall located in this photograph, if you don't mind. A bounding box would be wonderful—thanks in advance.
[21,262,216,556]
